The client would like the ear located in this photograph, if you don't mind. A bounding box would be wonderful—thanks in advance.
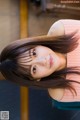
[37,78,41,82]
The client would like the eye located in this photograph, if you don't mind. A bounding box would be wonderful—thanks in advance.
[32,65,36,74]
[33,48,36,56]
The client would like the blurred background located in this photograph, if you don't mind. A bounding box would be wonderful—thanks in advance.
[0,0,80,120]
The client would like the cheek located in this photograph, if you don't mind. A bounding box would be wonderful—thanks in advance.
[37,67,52,78]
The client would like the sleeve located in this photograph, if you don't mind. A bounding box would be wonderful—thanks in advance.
[58,19,80,35]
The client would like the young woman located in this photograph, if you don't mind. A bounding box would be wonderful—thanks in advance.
[0,19,80,110]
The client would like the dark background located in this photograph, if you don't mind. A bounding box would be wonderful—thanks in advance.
[29,88,80,120]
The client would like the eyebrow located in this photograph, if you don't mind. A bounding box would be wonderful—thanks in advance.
[29,49,31,57]
[29,48,35,57]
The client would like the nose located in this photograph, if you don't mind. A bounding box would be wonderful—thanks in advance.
[34,57,46,66]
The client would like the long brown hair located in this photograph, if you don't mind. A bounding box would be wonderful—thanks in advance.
[0,32,80,95]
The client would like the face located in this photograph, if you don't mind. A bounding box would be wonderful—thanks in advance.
[18,45,65,80]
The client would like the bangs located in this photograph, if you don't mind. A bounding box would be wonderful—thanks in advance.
[16,45,36,80]
[17,64,32,80]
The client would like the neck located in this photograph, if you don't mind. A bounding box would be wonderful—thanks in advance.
[56,52,67,71]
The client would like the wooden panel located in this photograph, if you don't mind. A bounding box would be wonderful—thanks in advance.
[0,73,5,80]
[20,0,29,120]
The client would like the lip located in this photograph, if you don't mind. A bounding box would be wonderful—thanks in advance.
[50,54,53,68]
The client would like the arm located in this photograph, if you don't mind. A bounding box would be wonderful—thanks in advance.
[47,20,65,36]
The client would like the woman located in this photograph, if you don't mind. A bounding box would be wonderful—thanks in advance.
[0,19,80,110]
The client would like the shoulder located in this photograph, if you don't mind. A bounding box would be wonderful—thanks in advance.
[48,88,65,101]
[47,20,65,36]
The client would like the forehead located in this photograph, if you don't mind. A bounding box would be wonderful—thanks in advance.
[35,45,51,52]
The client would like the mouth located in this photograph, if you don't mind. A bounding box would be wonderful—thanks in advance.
[50,54,53,68]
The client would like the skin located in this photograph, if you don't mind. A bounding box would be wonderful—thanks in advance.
[19,45,66,80]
